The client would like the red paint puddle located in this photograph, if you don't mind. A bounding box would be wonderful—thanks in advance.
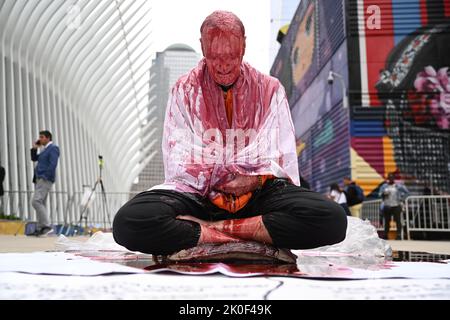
[145,262,305,277]
[69,250,449,278]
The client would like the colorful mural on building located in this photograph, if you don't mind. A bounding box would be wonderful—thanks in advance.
[272,0,350,194]
[290,43,351,195]
[272,0,450,196]
[348,0,450,195]
[272,0,346,106]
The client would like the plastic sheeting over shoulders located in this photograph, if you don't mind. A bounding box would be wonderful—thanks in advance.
[152,59,300,196]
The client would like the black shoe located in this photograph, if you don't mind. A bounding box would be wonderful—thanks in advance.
[37,226,54,237]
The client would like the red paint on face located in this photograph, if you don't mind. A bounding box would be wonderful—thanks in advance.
[202,31,245,86]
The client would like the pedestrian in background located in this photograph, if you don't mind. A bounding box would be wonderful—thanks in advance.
[379,173,410,240]
[0,164,5,215]
[329,183,351,216]
[31,130,60,236]
[343,177,365,218]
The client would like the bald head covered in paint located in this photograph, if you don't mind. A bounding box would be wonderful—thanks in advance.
[200,11,246,86]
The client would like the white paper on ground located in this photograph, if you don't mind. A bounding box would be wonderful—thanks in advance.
[267,277,450,300]
[0,252,144,276]
[0,272,277,300]
[2,252,449,279]
[346,261,450,280]
[146,261,450,279]
[1,251,449,279]
[1,272,449,300]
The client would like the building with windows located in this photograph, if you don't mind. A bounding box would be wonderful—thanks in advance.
[131,44,201,192]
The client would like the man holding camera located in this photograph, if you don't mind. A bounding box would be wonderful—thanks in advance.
[31,131,60,236]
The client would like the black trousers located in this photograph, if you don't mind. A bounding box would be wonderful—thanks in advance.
[340,203,351,216]
[383,205,402,239]
[113,178,348,255]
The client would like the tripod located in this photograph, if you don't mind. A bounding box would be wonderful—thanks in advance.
[77,156,111,233]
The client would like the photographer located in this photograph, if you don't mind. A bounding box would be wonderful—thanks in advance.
[31,130,60,236]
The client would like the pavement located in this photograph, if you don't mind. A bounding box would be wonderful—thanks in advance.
[1,235,450,300]
[0,235,449,255]
[0,235,89,253]
[386,240,450,255]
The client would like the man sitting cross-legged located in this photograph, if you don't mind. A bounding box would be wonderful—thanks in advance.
[113,11,347,256]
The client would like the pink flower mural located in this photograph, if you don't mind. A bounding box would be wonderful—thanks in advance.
[414,66,450,129]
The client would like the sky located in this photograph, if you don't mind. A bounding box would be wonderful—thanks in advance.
[150,0,272,73]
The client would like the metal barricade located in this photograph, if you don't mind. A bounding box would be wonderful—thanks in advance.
[1,190,140,229]
[360,199,383,231]
[1,191,69,224]
[405,195,450,240]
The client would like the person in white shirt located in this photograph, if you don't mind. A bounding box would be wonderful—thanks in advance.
[329,183,351,216]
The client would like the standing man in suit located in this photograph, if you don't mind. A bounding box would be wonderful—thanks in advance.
[31,130,60,236]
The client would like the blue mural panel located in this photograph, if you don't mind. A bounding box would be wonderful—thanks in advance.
[298,102,351,194]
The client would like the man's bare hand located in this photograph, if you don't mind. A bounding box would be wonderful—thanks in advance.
[215,175,259,196]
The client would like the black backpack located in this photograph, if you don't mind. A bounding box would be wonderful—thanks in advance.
[345,184,365,206]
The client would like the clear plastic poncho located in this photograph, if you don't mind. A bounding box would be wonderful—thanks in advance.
[151,59,300,197]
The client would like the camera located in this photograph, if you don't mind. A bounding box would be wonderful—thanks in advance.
[98,155,105,169]
[327,71,334,85]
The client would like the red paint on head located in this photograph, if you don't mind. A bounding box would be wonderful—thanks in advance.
[200,11,246,86]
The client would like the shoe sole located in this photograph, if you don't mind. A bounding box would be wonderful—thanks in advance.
[37,229,54,237]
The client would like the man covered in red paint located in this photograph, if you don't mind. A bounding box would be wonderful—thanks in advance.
[113,11,347,255]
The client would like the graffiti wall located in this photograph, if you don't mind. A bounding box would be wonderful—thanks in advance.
[272,0,450,195]
[347,0,450,194]
[297,103,351,194]
[271,0,350,194]
[271,0,346,106]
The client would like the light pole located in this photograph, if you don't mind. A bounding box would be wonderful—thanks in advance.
[328,70,352,200]
[328,71,349,109]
